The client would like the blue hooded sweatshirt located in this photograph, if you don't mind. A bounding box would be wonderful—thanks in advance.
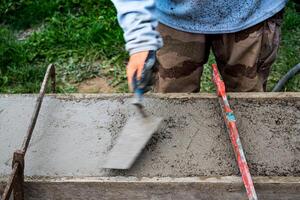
[111,0,287,55]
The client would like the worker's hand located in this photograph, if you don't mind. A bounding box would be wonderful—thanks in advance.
[126,50,156,92]
[127,51,149,91]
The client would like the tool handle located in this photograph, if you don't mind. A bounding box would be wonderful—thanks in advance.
[132,50,156,106]
[132,87,144,106]
[212,64,258,200]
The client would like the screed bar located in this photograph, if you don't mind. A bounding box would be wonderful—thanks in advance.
[212,64,258,200]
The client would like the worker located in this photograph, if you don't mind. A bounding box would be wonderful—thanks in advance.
[111,0,287,93]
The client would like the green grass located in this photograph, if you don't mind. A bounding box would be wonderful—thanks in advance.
[0,0,299,93]
[267,2,300,91]
[0,0,127,93]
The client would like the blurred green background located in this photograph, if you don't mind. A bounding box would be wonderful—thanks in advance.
[0,0,299,93]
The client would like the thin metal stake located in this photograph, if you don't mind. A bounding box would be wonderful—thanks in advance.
[1,64,56,200]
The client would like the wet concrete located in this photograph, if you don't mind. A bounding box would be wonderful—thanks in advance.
[0,93,299,178]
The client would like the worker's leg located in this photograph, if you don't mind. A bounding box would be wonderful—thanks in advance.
[212,11,283,92]
[154,23,210,93]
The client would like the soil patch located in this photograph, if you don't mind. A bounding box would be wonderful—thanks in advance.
[77,77,116,93]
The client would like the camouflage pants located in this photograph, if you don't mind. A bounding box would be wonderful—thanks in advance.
[154,11,283,92]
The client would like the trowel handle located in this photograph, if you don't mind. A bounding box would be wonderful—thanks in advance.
[132,87,147,118]
[132,87,144,106]
[131,50,156,106]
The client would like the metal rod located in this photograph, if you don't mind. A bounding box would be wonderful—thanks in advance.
[1,163,19,200]
[212,64,258,200]
[1,64,56,200]
[21,64,55,153]
[12,150,25,200]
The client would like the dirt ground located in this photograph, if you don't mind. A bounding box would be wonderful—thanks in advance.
[77,77,116,93]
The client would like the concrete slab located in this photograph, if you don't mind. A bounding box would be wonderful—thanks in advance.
[0,93,299,178]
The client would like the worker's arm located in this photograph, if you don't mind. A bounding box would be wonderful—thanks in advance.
[111,0,162,55]
[111,0,163,90]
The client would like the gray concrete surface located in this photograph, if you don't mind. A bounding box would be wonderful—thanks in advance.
[103,115,163,169]
[1,93,300,199]
[0,93,299,178]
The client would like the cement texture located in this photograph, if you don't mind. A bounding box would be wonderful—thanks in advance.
[0,93,299,178]
[103,115,163,169]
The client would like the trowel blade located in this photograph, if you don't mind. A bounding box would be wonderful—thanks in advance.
[103,115,163,169]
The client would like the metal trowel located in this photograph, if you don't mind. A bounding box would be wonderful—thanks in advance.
[103,51,163,169]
